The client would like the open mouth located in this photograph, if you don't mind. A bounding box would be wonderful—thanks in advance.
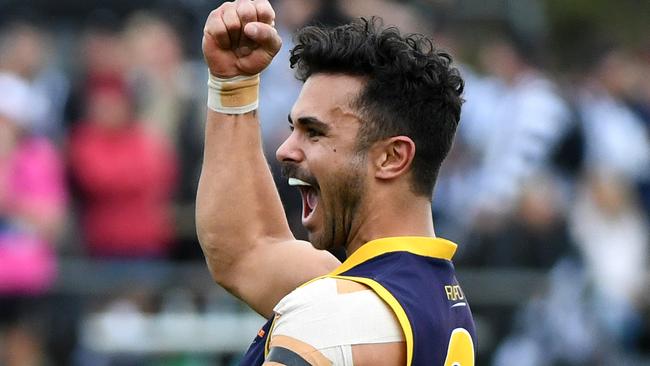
[288,177,319,221]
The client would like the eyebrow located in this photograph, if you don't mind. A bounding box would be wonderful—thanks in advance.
[288,114,331,133]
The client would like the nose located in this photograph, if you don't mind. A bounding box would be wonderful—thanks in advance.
[275,131,304,163]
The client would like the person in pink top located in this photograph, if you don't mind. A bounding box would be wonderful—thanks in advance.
[69,79,178,258]
[0,73,65,294]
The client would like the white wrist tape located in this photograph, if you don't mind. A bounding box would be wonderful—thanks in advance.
[207,73,260,114]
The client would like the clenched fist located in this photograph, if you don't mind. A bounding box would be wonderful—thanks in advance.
[202,0,281,78]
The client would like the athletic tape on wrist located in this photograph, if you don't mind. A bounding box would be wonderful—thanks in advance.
[207,73,260,114]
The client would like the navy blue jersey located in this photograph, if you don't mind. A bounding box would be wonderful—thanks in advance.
[240,236,476,365]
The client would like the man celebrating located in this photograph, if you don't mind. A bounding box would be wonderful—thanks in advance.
[196,0,476,365]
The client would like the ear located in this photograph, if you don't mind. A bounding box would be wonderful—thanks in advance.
[371,136,416,181]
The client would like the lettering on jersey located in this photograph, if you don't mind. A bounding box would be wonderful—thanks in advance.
[444,285,465,301]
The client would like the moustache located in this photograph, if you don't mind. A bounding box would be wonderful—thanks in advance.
[280,162,319,189]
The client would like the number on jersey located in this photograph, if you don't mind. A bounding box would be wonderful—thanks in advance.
[443,328,474,366]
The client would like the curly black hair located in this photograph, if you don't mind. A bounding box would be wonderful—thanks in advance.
[290,17,464,197]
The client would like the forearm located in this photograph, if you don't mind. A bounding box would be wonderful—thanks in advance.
[196,109,293,276]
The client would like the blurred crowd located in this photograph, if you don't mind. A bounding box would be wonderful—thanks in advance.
[0,0,649,365]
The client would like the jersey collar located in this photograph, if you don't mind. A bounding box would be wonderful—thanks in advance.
[330,236,458,276]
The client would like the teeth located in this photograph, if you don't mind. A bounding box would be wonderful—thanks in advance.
[288,178,312,187]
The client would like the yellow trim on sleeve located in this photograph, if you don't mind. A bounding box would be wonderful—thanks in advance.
[328,275,415,366]
[330,236,457,276]
[264,316,278,357]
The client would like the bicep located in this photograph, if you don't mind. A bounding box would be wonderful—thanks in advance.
[224,240,340,317]
[261,343,404,366]
[264,341,404,366]
[352,343,405,366]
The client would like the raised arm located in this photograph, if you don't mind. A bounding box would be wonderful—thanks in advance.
[196,0,339,318]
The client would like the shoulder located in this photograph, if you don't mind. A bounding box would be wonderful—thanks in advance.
[274,278,352,310]
[273,277,380,317]
[268,277,405,365]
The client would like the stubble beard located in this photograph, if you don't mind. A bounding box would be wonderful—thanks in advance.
[310,156,366,252]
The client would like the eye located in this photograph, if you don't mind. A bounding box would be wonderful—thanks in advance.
[288,125,295,132]
[306,128,323,139]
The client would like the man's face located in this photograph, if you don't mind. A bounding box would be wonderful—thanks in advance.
[276,73,368,251]
[88,88,131,129]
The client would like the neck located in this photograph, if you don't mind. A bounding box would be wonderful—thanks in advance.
[345,191,435,255]
[1,63,31,81]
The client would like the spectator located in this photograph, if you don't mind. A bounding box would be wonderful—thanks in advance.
[570,172,648,347]
[577,47,650,182]
[0,72,66,366]
[468,32,571,220]
[123,12,207,258]
[68,80,178,258]
[0,21,66,140]
[571,48,650,320]
[0,73,65,293]
[65,12,127,129]
[123,12,198,145]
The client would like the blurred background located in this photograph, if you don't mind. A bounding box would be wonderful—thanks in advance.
[0,0,649,365]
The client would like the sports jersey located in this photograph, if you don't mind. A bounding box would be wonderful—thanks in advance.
[239,236,476,365]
